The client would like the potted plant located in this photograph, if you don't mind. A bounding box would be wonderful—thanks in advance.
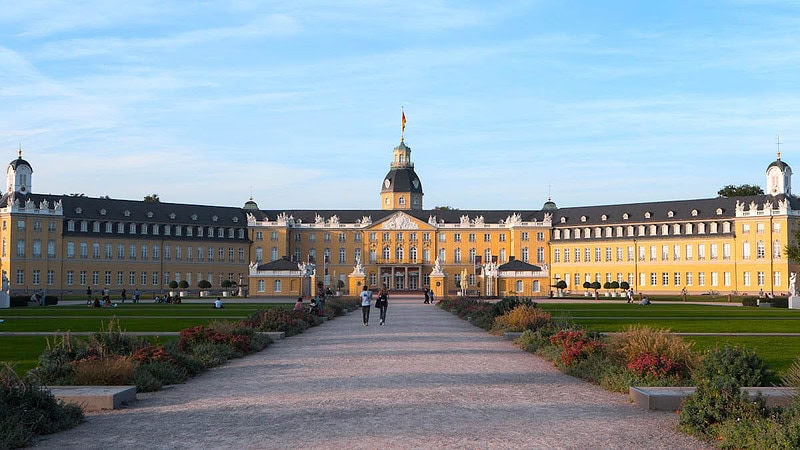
[198,280,212,297]
[610,281,620,297]
[556,280,567,297]
[221,279,233,297]
[178,280,189,297]
[582,281,591,297]
[590,281,601,299]
[168,280,179,296]
[336,279,344,296]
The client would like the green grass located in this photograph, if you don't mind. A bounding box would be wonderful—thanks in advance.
[685,336,800,376]
[535,302,800,375]
[0,335,175,376]
[0,302,290,375]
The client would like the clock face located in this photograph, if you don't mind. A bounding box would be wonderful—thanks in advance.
[384,179,390,188]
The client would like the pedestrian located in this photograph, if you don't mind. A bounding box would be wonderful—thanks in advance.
[86,286,92,306]
[293,297,305,311]
[121,288,127,303]
[429,290,435,305]
[423,288,430,304]
[376,288,388,325]
[360,285,372,326]
[133,288,140,303]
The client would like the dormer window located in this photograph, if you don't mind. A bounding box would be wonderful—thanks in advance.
[75,207,82,214]
[100,209,106,216]
[124,210,131,217]
[580,216,587,222]
[622,213,629,220]
[191,214,198,221]
[169,213,176,219]
[691,209,699,216]
[232,217,239,223]
[644,212,651,219]
[560,217,567,223]
[147,212,154,218]
[212,215,218,222]
[601,214,607,221]
[716,208,723,215]
[667,211,674,218]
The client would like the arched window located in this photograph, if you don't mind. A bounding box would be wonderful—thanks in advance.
[274,280,282,292]
[409,247,417,262]
[516,280,523,293]
[257,280,265,292]
[396,246,404,261]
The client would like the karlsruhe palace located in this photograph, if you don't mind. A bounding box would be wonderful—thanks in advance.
[1,137,798,299]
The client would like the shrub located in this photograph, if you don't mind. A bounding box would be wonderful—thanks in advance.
[178,325,250,354]
[244,309,312,336]
[492,305,551,333]
[772,297,789,308]
[695,344,774,387]
[169,281,179,289]
[72,355,136,386]
[608,325,696,373]
[132,345,174,364]
[620,281,630,290]
[714,412,800,449]
[0,363,84,449]
[132,369,162,393]
[680,376,766,438]
[135,361,188,386]
[198,280,212,289]
[627,352,686,379]
[490,297,535,317]
[549,330,605,367]
[88,319,150,357]
[742,297,758,307]
[782,358,800,390]
[178,280,189,290]
[190,342,238,368]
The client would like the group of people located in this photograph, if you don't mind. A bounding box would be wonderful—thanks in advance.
[293,294,327,316]
[86,287,141,305]
[360,285,388,326]
[423,288,435,304]
[155,294,182,304]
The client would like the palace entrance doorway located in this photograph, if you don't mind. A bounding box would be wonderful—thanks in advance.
[379,266,422,291]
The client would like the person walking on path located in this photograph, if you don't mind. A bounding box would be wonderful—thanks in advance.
[428,290,435,305]
[423,288,430,304]
[360,285,372,326]
[375,288,388,325]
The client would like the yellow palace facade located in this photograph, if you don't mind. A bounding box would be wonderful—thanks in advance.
[0,135,798,300]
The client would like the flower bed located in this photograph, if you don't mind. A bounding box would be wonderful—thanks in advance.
[441,298,800,447]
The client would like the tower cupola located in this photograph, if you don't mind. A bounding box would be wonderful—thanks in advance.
[6,148,33,195]
[767,136,792,196]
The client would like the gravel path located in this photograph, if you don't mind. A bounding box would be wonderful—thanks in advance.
[35,295,705,449]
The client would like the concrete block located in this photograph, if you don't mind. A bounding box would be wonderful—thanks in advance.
[504,332,523,340]
[630,386,797,411]
[790,295,800,309]
[48,386,137,412]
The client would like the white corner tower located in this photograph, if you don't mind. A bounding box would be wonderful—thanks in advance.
[6,148,33,195]
[766,136,792,196]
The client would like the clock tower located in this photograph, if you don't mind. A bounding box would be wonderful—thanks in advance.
[380,139,424,210]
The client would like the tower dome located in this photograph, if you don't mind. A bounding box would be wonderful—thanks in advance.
[380,140,424,210]
[542,198,558,211]
[766,144,792,196]
[243,196,259,210]
[6,149,33,195]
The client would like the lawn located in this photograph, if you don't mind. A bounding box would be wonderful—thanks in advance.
[0,302,291,375]
[536,302,800,375]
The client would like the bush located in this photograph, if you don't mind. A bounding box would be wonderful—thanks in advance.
[549,330,606,367]
[169,281,179,289]
[198,280,212,289]
[72,355,136,386]
[492,305,551,333]
[0,363,84,449]
[491,297,535,317]
[190,342,238,368]
[782,358,800,389]
[742,297,758,307]
[608,325,696,375]
[680,376,766,438]
[135,361,188,386]
[695,344,774,387]
[132,369,162,392]
[772,297,789,308]
[178,280,189,290]
[620,281,630,290]
[244,309,312,336]
[89,320,150,357]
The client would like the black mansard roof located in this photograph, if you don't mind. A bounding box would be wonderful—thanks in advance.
[256,257,300,271]
[59,196,248,227]
[498,260,542,272]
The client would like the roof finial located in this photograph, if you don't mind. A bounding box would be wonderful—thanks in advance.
[18,142,22,159]
[777,133,783,160]
[400,106,406,143]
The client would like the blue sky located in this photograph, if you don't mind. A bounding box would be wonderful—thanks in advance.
[2,1,800,210]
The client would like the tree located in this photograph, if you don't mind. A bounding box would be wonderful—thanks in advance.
[603,281,612,290]
[169,281,179,290]
[555,280,567,290]
[582,281,591,290]
[590,281,601,291]
[620,281,630,290]
[785,228,800,262]
[144,193,160,203]
[178,280,189,290]
[717,184,764,197]
[610,281,620,291]
[221,280,233,289]
[198,280,212,289]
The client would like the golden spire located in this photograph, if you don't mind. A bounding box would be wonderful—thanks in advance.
[777,134,782,160]
[18,143,22,158]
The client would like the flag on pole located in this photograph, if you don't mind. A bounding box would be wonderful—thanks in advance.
[401,110,406,133]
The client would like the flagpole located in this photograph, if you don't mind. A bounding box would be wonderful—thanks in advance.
[401,107,405,142]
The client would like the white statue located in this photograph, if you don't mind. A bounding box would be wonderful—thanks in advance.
[790,272,797,296]
[352,257,365,276]
[431,258,444,276]
[1,271,8,293]
[0,271,9,309]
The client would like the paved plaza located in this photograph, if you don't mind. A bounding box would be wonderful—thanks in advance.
[35,295,704,449]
